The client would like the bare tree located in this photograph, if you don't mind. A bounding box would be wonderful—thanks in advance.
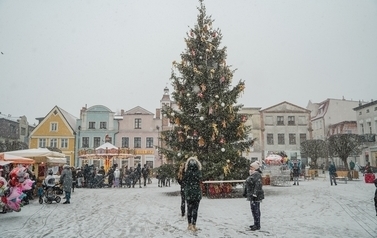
[300,139,328,167]
[0,140,28,152]
[327,134,362,178]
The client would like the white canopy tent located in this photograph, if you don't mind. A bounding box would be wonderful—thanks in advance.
[5,148,66,159]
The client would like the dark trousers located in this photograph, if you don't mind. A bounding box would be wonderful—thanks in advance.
[133,177,141,188]
[180,189,185,216]
[250,201,261,227]
[187,200,200,225]
[374,196,377,214]
[330,174,337,185]
[143,176,147,186]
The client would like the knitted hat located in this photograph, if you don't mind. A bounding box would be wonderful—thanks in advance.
[250,161,260,170]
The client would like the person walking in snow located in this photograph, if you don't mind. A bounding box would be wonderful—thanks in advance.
[114,167,120,188]
[374,178,377,216]
[177,162,186,217]
[328,162,337,186]
[142,164,150,187]
[60,165,73,204]
[184,156,202,232]
[244,161,264,231]
[134,163,142,188]
[292,162,300,185]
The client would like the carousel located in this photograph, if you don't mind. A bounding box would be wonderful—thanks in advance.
[78,142,134,172]
[263,153,291,186]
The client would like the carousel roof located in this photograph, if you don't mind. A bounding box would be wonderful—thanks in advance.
[96,142,118,151]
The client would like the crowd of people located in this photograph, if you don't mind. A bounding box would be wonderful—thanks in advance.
[72,163,154,189]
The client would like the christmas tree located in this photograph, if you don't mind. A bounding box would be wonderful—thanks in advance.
[160,0,254,180]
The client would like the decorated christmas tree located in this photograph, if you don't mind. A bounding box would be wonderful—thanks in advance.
[160,0,254,180]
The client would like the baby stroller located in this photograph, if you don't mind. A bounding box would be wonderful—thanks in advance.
[124,175,133,188]
[92,174,104,188]
[39,174,61,204]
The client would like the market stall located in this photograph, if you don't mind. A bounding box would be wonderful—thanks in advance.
[5,148,66,180]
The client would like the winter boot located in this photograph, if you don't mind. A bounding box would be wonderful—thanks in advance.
[250,225,260,231]
[293,183,296,185]
[187,224,193,230]
[191,225,198,231]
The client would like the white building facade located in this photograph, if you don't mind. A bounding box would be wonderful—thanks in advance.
[260,101,312,163]
[353,100,377,167]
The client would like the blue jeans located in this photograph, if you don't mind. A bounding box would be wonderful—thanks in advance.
[65,191,71,202]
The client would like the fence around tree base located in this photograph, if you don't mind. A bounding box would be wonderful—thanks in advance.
[202,180,245,199]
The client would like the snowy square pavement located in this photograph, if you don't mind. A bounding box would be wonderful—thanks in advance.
[0,176,376,238]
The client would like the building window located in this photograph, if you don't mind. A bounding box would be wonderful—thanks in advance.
[289,134,296,144]
[360,124,364,134]
[10,124,16,133]
[61,139,68,148]
[50,138,57,148]
[267,134,274,145]
[122,137,129,148]
[21,127,26,136]
[366,109,370,113]
[134,118,142,129]
[277,116,284,125]
[288,116,295,125]
[100,122,107,129]
[359,111,362,115]
[94,137,101,148]
[368,122,372,134]
[278,134,285,145]
[89,122,96,129]
[50,122,58,131]
[299,133,307,144]
[374,107,377,111]
[82,137,89,148]
[134,137,141,148]
[146,137,153,148]
[39,138,46,148]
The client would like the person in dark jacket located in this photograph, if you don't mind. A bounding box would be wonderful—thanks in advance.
[134,163,142,188]
[328,162,337,186]
[374,178,377,216]
[244,161,264,231]
[71,167,77,192]
[177,162,186,217]
[184,156,202,232]
[142,164,150,187]
[60,165,73,204]
[292,162,300,186]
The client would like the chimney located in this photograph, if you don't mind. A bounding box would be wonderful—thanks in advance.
[156,108,161,119]
[80,106,87,116]
[121,109,124,115]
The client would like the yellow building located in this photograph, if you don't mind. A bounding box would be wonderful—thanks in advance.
[29,106,77,169]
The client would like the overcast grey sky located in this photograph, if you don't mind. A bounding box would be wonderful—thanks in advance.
[1,0,376,125]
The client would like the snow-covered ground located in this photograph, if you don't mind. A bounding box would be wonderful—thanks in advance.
[1,173,376,238]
